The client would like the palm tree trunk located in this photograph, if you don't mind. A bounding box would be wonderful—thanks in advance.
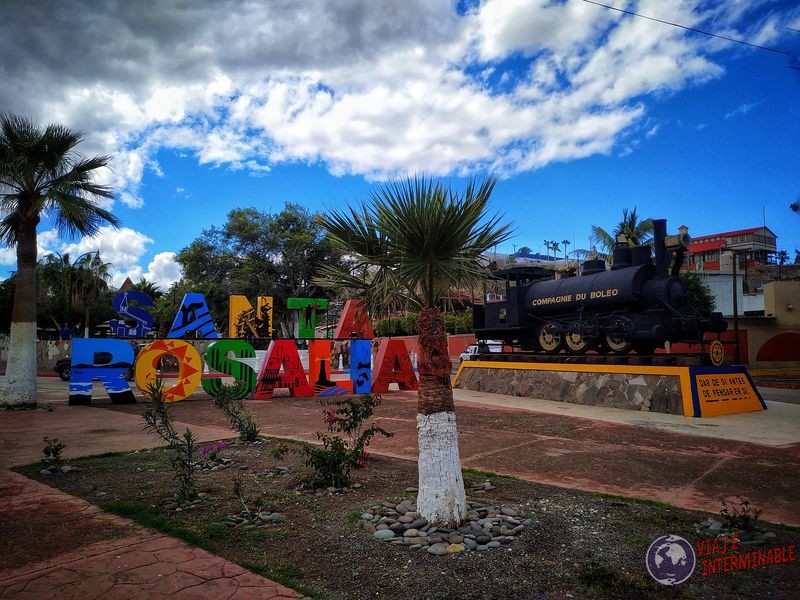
[3,219,38,406]
[415,307,467,527]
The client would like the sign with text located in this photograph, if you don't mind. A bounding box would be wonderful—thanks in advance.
[689,366,766,417]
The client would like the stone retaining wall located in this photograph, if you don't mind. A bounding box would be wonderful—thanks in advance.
[455,367,685,415]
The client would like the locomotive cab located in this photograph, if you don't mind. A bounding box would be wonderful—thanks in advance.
[473,266,553,345]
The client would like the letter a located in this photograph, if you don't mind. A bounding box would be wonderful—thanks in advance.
[168,292,220,339]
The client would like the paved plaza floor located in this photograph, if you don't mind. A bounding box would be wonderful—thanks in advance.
[0,376,798,598]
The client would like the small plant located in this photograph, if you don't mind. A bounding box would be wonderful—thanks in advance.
[211,381,260,442]
[42,437,65,467]
[302,394,392,489]
[200,441,228,462]
[232,471,254,521]
[141,379,199,502]
[141,380,179,445]
[171,429,200,501]
[270,442,290,460]
[720,496,762,532]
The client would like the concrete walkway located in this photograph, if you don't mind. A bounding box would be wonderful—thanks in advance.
[0,397,302,599]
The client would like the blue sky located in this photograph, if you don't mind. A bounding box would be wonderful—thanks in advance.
[1,0,799,288]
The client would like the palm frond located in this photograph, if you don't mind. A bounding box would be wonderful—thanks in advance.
[315,174,512,311]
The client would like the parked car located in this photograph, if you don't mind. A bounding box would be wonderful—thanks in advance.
[459,340,503,363]
[55,343,144,381]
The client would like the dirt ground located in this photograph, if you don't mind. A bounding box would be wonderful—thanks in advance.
[17,430,799,600]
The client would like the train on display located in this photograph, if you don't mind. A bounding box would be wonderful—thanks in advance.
[472,219,727,357]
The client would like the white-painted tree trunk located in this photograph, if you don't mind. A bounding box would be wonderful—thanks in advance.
[416,411,467,527]
[1,321,38,406]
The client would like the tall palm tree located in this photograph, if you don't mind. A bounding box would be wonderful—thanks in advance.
[316,175,511,527]
[777,249,789,281]
[0,114,119,406]
[128,278,164,300]
[591,208,653,258]
[561,239,571,267]
[72,252,111,337]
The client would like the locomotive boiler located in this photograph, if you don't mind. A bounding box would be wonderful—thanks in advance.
[472,219,726,354]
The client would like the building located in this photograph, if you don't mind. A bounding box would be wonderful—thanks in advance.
[683,225,777,272]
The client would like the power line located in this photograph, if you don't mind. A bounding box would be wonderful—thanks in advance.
[581,0,790,56]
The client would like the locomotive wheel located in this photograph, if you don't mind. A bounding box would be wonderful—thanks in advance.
[603,319,632,353]
[538,323,562,353]
[564,331,589,354]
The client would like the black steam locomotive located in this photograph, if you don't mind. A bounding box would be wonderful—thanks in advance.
[472,219,726,354]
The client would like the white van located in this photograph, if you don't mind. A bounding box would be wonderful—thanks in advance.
[459,340,503,362]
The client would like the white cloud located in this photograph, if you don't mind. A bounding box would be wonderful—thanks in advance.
[0,247,15,266]
[0,0,794,203]
[61,227,153,270]
[144,252,183,289]
[724,101,761,119]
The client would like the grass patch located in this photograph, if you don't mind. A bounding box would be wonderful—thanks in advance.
[98,499,215,552]
[587,491,676,510]
[241,561,321,599]
[462,467,519,482]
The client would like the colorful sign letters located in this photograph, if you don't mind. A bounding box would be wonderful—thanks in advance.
[168,293,221,339]
[109,291,154,337]
[71,290,419,404]
[229,295,273,339]
[68,338,136,405]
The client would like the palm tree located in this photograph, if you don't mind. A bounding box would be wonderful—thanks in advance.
[128,278,164,300]
[591,208,653,258]
[777,250,789,281]
[316,175,511,527]
[561,239,571,267]
[72,252,111,337]
[551,241,560,261]
[0,114,119,406]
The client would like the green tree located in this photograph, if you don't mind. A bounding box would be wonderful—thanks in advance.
[561,239,571,267]
[178,203,347,336]
[37,252,111,334]
[315,175,511,527]
[518,246,532,254]
[0,114,118,406]
[679,271,716,318]
[591,208,653,258]
[777,250,789,281]
[127,278,164,300]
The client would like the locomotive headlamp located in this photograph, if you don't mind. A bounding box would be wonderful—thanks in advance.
[664,233,691,250]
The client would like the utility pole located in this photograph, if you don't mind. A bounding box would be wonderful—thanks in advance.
[731,251,740,365]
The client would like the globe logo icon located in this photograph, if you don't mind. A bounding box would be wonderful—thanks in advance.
[645,534,696,585]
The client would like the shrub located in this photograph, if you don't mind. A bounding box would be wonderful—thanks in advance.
[141,379,199,502]
[200,441,228,461]
[42,437,65,467]
[302,394,392,489]
[211,381,260,442]
[720,496,761,532]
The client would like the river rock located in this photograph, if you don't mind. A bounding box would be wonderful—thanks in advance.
[426,543,450,556]
[374,529,395,540]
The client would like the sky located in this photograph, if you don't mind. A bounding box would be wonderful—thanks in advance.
[1,0,799,290]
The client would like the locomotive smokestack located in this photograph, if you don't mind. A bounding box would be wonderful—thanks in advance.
[653,219,667,277]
